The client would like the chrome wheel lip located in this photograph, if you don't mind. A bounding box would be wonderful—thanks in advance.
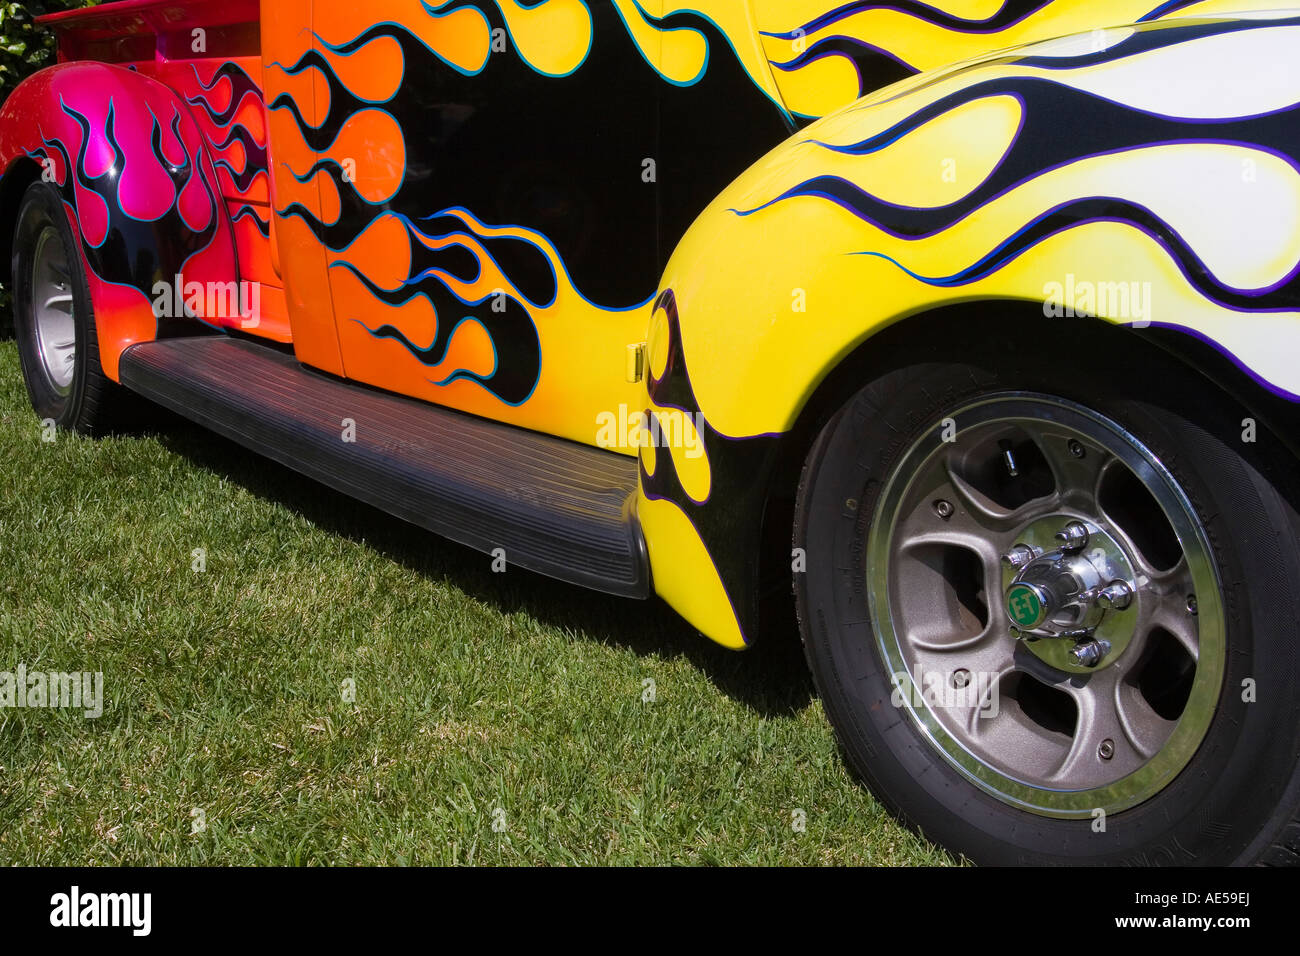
[867,392,1225,819]
[31,226,77,397]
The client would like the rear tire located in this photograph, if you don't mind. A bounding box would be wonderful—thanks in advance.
[794,323,1300,865]
[11,181,133,433]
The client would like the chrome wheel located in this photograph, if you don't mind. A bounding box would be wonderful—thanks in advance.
[868,393,1224,817]
[31,225,77,396]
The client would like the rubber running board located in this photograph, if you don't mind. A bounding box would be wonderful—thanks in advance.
[119,336,649,597]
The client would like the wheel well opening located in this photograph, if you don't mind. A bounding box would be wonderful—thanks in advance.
[0,158,44,309]
[753,301,1300,646]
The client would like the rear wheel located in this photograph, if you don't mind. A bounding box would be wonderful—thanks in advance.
[794,326,1300,864]
[12,180,131,433]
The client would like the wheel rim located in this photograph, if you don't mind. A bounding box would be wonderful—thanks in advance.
[867,393,1224,818]
[31,225,77,396]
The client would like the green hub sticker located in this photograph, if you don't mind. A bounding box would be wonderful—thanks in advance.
[1006,584,1045,628]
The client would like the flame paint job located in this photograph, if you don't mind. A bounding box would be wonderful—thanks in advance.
[258,0,346,373]
[644,13,1300,645]
[271,0,792,448]
[638,289,778,648]
[0,62,239,377]
[184,61,269,200]
[752,0,1275,118]
[269,0,1276,455]
[174,57,290,340]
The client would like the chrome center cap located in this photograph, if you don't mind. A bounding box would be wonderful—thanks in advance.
[1001,518,1139,671]
[1006,581,1051,629]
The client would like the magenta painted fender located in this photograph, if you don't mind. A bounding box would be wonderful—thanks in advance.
[0,62,238,380]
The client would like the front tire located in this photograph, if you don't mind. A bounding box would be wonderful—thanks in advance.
[794,323,1300,865]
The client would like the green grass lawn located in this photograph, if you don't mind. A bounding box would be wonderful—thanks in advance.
[0,339,950,865]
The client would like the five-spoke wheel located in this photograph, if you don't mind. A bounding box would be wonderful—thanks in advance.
[869,394,1221,816]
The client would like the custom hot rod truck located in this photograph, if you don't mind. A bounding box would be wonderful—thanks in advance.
[2,0,1300,866]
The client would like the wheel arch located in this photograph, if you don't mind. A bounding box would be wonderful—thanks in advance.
[745,301,1300,648]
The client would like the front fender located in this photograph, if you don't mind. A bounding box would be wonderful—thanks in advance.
[0,62,237,379]
[641,12,1300,648]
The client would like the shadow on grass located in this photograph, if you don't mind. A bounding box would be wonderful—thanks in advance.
[148,416,816,719]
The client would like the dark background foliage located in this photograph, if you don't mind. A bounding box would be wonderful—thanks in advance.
[1,1,99,104]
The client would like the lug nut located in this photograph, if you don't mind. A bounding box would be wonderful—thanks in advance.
[1001,544,1040,570]
[1098,738,1115,760]
[933,499,953,519]
[1055,520,1089,551]
[1070,638,1110,668]
[1187,595,1198,616]
[1098,580,1133,610]
[1068,439,1086,459]
[952,668,971,689]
